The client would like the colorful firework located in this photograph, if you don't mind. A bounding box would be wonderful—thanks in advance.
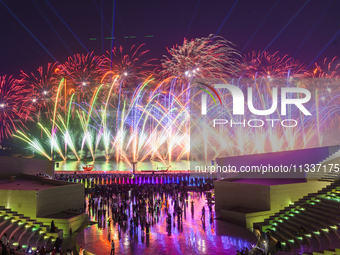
[15,74,189,165]
[0,37,337,166]
[20,62,59,118]
[237,51,306,78]
[13,73,340,167]
[103,44,157,90]
[161,34,239,82]
[0,75,32,141]
[59,52,104,102]
[307,57,340,78]
[301,58,340,130]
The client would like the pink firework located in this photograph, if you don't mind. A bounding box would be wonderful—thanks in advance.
[20,62,59,118]
[303,58,340,119]
[59,52,104,101]
[0,75,32,141]
[103,44,157,89]
[161,34,239,81]
[237,51,306,78]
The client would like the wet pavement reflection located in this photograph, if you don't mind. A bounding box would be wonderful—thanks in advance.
[77,190,256,254]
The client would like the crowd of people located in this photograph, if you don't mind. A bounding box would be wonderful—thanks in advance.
[83,177,218,249]
[59,172,262,254]
[0,172,216,255]
[1,171,267,254]
[85,181,210,227]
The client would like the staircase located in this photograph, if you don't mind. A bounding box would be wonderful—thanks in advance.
[306,149,340,181]
[254,180,340,254]
[0,206,60,252]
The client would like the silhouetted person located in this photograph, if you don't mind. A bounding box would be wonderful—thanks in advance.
[50,220,55,233]
[276,241,282,251]
[201,206,205,220]
[297,226,305,235]
[110,240,115,255]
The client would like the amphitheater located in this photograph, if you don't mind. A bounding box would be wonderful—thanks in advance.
[215,146,340,255]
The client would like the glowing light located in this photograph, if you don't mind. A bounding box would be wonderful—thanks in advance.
[5,37,340,163]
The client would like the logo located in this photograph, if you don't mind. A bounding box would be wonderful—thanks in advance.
[200,83,311,116]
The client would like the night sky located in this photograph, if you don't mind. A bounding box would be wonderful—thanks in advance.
[0,0,340,76]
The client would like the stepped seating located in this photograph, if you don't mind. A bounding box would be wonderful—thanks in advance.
[305,148,340,181]
[0,206,59,252]
[254,179,340,254]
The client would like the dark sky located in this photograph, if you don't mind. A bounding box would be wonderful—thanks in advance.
[0,0,340,76]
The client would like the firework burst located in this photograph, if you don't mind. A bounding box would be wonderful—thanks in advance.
[59,52,104,102]
[237,51,306,78]
[161,34,239,82]
[307,57,340,78]
[20,62,59,118]
[103,44,157,90]
[0,75,32,141]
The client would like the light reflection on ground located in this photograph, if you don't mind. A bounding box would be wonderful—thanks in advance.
[77,192,257,254]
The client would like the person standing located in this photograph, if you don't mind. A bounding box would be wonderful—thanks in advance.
[9,237,15,255]
[201,206,205,221]
[110,240,115,255]
[50,220,55,233]
[1,233,7,246]
[1,233,7,255]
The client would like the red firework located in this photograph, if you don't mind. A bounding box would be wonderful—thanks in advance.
[237,51,306,78]
[307,57,340,78]
[161,34,239,82]
[20,62,59,118]
[59,52,104,101]
[0,75,32,141]
[303,58,340,111]
[103,44,156,90]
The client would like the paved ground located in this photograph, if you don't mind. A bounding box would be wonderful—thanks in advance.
[76,192,257,254]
